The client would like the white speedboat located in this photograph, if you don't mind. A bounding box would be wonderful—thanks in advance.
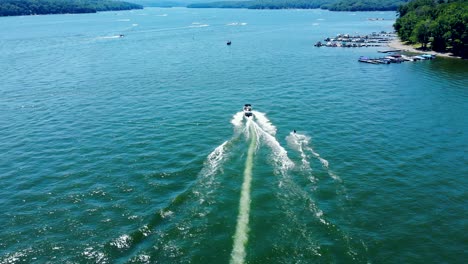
[243,104,253,117]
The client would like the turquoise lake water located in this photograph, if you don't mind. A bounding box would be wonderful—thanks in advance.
[1,7,467,263]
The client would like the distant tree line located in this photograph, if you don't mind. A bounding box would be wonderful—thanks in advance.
[327,0,410,11]
[188,0,411,11]
[188,0,328,9]
[394,0,467,58]
[0,0,143,16]
[129,0,186,7]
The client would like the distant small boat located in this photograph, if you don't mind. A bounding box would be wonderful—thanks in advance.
[227,40,232,46]
[359,56,370,62]
[401,54,414,61]
[243,104,253,117]
[421,54,436,59]
[379,58,391,64]
[358,56,391,64]
[358,56,379,64]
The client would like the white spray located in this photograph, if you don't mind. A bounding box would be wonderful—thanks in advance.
[287,132,341,182]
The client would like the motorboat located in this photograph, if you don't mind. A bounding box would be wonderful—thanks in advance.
[243,104,253,117]
[421,54,436,59]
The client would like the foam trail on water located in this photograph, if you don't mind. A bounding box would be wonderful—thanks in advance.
[285,132,318,186]
[199,140,229,182]
[290,132,341,182]
[249,111,293,173]
[201,111,250,180]
[95,35,123,40]
[252,121,294,173]
[286,132,312,172]
[195,132,245,206]
[99,114,247,262]
[284,132,354,254]
[230,119,256,264]
[251,111,277,136]
[255,127,329,227]
[231,112,244,127]
[200,112,248,181]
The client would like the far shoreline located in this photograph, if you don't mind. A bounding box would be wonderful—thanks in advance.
[387,38,463,59]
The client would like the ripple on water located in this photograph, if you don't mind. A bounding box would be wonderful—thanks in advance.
[1,8,467,264]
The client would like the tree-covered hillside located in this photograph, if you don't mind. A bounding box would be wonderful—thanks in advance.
[394,0,467,58]
[0,0,143,16]
[327,0,410,11]
[188,0,411,11]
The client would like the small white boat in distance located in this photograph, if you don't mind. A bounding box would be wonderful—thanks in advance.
[243,104,253,117]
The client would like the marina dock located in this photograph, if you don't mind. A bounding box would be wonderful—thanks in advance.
[314,31,396,48]
[378,49,402,53]
[359,53,436,65]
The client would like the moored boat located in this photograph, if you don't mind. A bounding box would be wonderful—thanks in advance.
[421,54,436,59]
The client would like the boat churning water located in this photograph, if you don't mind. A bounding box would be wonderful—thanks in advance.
[243,104,253,117]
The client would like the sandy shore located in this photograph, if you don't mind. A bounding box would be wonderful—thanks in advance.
[387,38,462,59]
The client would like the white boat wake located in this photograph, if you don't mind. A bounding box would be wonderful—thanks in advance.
[286,132,341,182]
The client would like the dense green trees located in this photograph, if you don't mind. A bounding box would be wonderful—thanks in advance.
[188,0,410,11]
[189,0,332,9]
[327,0,410,11]
[394,0,467,58]
[0,0,143,16]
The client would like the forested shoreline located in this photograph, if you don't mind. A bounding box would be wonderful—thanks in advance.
[187,0,410,11]
[1,0,466,58]
[328,0,409,11]
[0,0,143,17]
[394,0,467,58]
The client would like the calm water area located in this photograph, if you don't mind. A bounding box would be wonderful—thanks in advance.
[0,7,467,263]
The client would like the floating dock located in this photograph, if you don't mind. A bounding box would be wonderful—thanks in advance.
[378,49,402,53]
[359,53,435,65]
